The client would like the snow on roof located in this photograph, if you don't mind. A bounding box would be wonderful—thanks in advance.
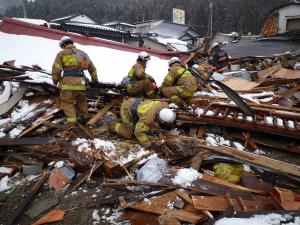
[154,36,189,52]
[0,32,169,85]
[103,21,136,28]
[64,22,127,33]
[13,18,49,27]
[51,13,80,22]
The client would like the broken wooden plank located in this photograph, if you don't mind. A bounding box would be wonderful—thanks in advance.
[165,134,300,178]
[192,195,277,212]
[0,137,50,146]
[65,161,102,194]
[18,109,61,137]
[129,192,207,224]
[281,83,300,97]
[87,99,117,126]
[175,189,213,219]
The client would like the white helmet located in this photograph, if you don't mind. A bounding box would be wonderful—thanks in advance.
[168,57,181,67]
[137,51,151,61]
[211,42,220,49]
[59,36,73,48]
[158,108,176,124]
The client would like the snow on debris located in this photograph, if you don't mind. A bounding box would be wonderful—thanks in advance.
[0,81,11,104]
[215,213,300,225]
[171,168,201,187]
[0,173,38,192]
[205,134,230,147]
[0,176,11,192]
[0,167,13,174]
[92,210,101,224]
[0,32,169,85]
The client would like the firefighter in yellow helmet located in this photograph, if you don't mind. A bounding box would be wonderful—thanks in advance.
[52,36,98,124]
[113,98,176,148]
[159,57,198,103]
[123,51,157,98]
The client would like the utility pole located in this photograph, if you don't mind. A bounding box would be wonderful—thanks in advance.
[208,0,214,37]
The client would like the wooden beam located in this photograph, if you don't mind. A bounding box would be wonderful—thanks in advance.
[165,134,300,178]
[87,99,117,126]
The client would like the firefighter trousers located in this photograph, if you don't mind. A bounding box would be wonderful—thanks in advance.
[60,90,88,123]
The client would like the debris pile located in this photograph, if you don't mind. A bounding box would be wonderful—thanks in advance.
[0,50,300,225]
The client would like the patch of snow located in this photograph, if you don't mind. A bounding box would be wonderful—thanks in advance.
[233,142,245,151]
[247,116,253,122]
[205,110,215,116]
[215,213,300,225]
[206,136,218,146]
[0,132,6,138]
[0,176,12,192]
[276,118,284,127]
[171,168,201,187]
[9,125,26,138]
[255,149,266,155]
[92,209,100,224]
[14,17,49,26]
[54,161,65,168]
[288,120,295,129]
[104,208,128,225]
[0,81,11,104]
[265,116,273,125]
[195,108,204,116]
[169,103,179,109]
[0,167,13,174]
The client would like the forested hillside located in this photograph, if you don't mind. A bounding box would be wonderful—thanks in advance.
[3,0,290,35]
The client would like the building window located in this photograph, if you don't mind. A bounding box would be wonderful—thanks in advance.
[286,18,300,32]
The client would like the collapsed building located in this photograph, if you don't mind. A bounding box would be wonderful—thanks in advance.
[0,12,300,225]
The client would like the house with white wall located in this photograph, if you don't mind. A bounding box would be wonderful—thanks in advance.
[272,0,300,34]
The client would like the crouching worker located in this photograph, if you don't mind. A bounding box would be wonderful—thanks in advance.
[159,57,198,104]
[52,36,98,124]
[123,51,157,98]
[111,98,176,149]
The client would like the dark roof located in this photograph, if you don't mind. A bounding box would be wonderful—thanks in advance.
[271,0,300,12]
[222,38,300,58]
[134,19,162,25]
[149,21,201,39]
[51,12,97,24]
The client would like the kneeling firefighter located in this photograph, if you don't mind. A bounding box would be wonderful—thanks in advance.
[52,36,98,123]
[122,51,157,98]
[159,57,198,103]
[112,98,176,148]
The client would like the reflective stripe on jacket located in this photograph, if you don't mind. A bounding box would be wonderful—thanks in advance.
[51,44,98,90]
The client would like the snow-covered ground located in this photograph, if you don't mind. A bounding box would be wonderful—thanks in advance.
[0,32,169,85]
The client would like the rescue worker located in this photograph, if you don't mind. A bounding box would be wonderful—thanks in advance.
[159,57,198,103]
[113,98,176,149]
[52,36,98,124]
[123,51,157,97]
[210,42,230,73]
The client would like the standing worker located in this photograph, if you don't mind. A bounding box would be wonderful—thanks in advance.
[159,57,198,104]
[123,51,157,98]
[210,42,230,73]
[111,98,176,149]
[52,36,98,124]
